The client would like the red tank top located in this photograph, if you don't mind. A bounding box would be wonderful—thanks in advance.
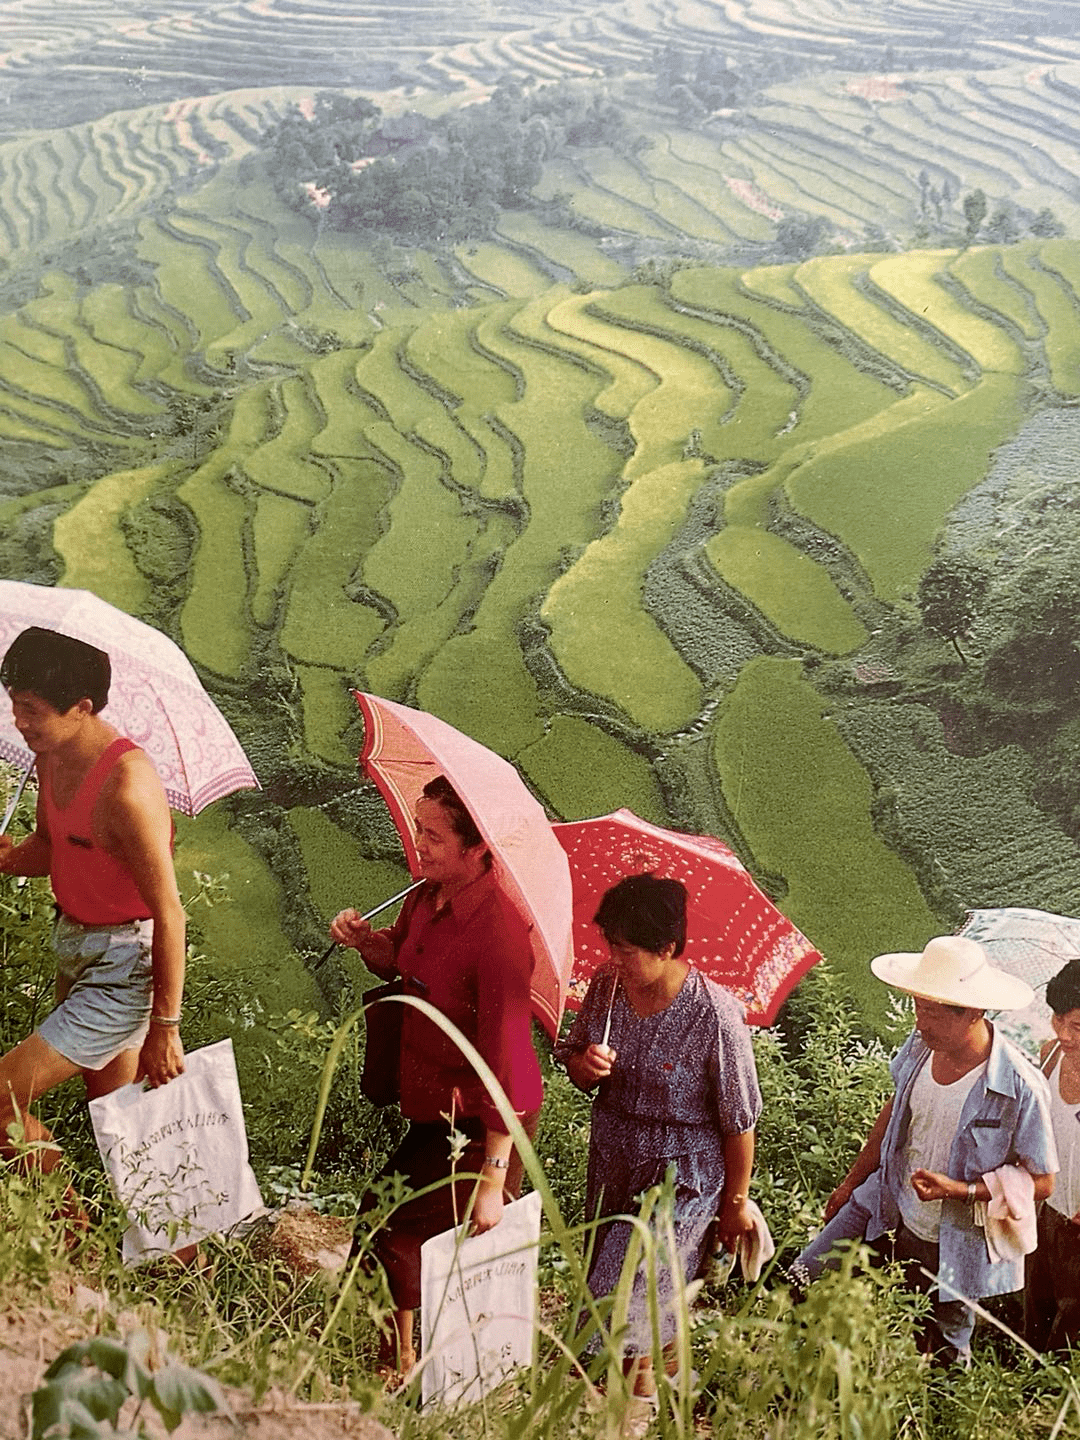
[43,737,154,925]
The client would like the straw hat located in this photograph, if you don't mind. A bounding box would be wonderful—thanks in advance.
[870,935,1034,1011]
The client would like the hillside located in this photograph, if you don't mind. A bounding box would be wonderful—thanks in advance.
[1,0,1079,1031]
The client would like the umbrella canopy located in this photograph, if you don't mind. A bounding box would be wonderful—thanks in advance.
[553,808,822,1026]
[0,581,258,817]
[957,907,1080,1057]
[354,692,574,1038]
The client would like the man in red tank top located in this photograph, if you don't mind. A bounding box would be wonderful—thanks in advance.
[0,626,186,1191]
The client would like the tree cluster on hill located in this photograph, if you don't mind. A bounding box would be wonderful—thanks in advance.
[915,175,1064,248]
[650,43,772,122]
[261,81,629,243]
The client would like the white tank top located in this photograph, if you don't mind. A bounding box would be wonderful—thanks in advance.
[1044,1044,1080,1219]
[898,1056,985,1242]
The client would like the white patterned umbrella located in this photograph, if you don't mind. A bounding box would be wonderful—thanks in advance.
[958,907,1080,1057]
[0,581,258,817]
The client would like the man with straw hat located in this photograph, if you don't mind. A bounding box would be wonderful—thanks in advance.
[793,935,1058,1363]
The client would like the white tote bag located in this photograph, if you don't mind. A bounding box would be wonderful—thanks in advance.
[89,1038,265,1264]
[420,1189,541,1408]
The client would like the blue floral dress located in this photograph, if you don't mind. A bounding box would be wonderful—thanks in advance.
[556,965,762,1350]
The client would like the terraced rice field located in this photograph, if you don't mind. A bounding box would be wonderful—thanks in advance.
[5,0,1080,1016]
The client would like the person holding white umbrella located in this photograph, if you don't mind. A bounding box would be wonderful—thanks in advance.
[0,627,187,1222]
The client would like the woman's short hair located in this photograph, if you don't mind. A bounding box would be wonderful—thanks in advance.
[422,774,487,852]
[0,626,111,714]
[1046,957,1080,1016]
[594,873,688,957]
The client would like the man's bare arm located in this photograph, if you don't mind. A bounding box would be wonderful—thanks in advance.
[823,1097,894,1222]
[102,753,186,1087]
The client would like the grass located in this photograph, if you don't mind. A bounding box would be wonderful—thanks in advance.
[54,460,181,610]
[519,715,668,823]
[672,265,899,448]
[791,253,970,394]
[948,248,1042,341]
[287,805,409,931]
[542,457,706,734]
[279,457,392,672]
[786,372,1026,601]
[418,295,624,753]
[250,491,312,628]
[541,288,660,421]
[454,242,554,299]
[585,288,736,474]
[739,263,806,309]
[495,210,626,288]
[711,657,937,1022]
[868,250,1024,375]
[177,456,253,678]
[244,375,331,504]
[997,242,1080,396]
[706,529,868,655]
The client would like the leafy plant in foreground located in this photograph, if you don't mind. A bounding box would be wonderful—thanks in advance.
[31,1330,228,1438]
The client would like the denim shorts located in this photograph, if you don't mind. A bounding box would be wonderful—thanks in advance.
[37,914,153,1071]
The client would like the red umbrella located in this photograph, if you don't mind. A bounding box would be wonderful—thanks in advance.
[553,809,822,1026]
[354,692,574,1037]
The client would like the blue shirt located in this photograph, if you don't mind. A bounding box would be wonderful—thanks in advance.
[854,1025,1058,1300]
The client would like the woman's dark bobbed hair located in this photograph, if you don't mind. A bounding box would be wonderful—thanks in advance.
[593,873,688,957]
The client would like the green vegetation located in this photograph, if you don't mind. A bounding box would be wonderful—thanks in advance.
[712,659,938,1021]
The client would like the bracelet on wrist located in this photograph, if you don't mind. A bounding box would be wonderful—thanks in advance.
[966,1181,977,1204]
[484,1155,509,1170]
[149,1014,182,1027]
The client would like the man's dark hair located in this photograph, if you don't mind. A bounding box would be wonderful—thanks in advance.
[1046,957,1080,1016]
[422,774,487,852]
[0,626,111,714]
[594,873,688,957]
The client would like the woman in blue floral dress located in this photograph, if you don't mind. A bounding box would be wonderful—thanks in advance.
[557,873,762,1396]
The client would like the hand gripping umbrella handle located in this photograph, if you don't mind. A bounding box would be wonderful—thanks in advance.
[315,879,425,970]
[0,759,35,838]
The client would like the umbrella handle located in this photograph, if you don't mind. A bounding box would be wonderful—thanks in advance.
[314,879,425,970]
[601,970,618,1049]
[0,759,35,838]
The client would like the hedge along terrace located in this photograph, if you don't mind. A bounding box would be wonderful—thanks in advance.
[712,658,938,1024]
[418,294,628,755]
[786,372,1026,602]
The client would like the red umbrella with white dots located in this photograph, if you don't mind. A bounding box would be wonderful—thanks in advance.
[553,808,822,1025]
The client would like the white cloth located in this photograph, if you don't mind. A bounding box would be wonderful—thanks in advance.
[709,1200,775,1284]
[977,1165,1037,1265]
[736,1200,775,1281]
[898,1059,984,1242]
[1045,1047,1080,1219]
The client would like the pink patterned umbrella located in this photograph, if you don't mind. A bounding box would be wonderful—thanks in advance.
[354,692,573,1037]
[0,581,258,816]
[554,809,822,1026]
